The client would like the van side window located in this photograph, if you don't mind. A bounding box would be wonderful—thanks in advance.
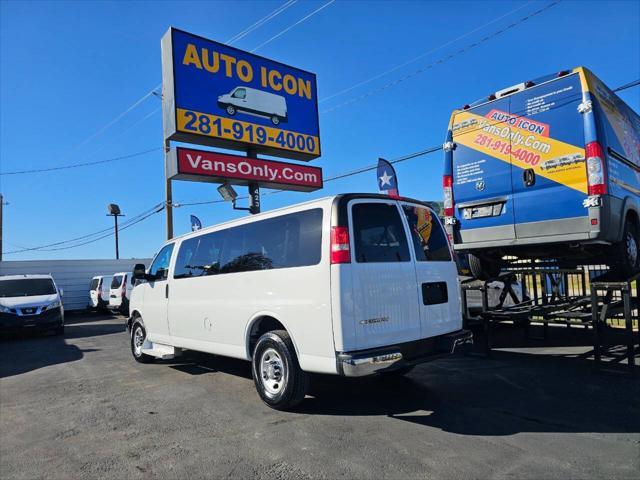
[352,203,410,263]
[402,205,451,261]
[232,88,246,99]
[174,232,224,279]
[149,243,174,281]
[210,208,322,275]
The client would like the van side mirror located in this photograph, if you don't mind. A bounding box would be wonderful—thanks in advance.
[133,264,148,281]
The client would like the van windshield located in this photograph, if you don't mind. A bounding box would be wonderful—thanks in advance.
[0,279,56,298]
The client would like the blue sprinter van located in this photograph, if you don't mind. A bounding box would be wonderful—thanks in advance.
[443,67,640,279]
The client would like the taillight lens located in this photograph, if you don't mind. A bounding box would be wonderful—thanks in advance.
[443,175,454,217]
[121,281,126,297]
[585,141,607,196]
[331,226,351,264]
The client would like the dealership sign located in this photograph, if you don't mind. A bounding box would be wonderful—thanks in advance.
[161,28,321,161]
[167,147,323,192]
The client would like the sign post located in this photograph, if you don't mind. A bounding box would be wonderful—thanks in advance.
[160,27,321,232]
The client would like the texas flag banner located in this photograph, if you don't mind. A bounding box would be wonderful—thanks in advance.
[377,158,399,198]
[190,215,202,232]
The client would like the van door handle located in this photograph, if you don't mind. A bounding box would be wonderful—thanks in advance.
[523,168,535,187]
[165,284,169,299]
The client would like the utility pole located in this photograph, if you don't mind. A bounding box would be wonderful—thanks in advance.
[107,204,124,260]
[0,194,6,262]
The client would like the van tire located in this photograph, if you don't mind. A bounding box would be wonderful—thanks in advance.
[468,254,502,280]
[611,219,639,279]
[226,105,236,116]
[270,115,280,125]
[131,322,154,364]
[252,330,308,410]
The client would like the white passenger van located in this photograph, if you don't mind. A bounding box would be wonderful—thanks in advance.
[127,194,471,410]
[108,272,134,316]
[217,86,288,125]
[89,275,111,310]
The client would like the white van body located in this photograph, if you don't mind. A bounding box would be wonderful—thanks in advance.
[218,86,287,125]
[127,194,471,408]
[0,274,65,334]
[89,275,111,309]
[108,272,133,314]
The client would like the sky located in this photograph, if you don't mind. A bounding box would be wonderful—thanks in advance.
[1,0,639,260]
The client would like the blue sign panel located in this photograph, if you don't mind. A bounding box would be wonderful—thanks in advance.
[162,28,321,161]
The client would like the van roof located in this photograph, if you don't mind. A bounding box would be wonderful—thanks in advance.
[169,193,433,242]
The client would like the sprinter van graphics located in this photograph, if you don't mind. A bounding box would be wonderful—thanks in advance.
[444,67,640,279]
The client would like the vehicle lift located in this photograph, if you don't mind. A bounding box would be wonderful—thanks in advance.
[461,264,639,374]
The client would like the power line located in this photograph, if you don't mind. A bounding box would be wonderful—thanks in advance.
[250,0,335,53]
[0,147,162,176]
[319,1,534,104]
[3,203,165,254]
[321,0,562,115]
[614,79,640,92]
[226,0,298,45]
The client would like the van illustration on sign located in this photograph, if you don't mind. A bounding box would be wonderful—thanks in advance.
[218,87,288,126]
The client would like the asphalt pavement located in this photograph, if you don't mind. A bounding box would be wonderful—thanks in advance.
[1,314,639,479]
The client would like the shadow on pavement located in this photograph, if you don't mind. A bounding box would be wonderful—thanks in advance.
[165,351,253,380]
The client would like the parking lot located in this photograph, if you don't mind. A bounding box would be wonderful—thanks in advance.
[1,313,639,480]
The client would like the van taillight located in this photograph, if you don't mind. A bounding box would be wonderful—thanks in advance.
[121,280,126,298]
[331,226,351,264]
[585,141,607,196]
[443,175,454,217]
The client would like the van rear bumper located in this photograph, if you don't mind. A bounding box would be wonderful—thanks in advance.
[336,329,473,377]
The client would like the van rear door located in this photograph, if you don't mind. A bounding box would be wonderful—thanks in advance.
[347,199,422,350]
[400,203,461,337]
[450,96,516,244]
[508,73,588,238]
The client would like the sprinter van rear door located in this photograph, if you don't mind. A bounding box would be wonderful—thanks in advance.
[450,96,517,244]
[508,73,588,238]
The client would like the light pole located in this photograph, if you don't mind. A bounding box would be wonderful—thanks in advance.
[107,204,124,259]
[0,194,7,261]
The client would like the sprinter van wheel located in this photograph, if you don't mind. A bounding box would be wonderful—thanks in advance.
[270,115,280,125]
[468,254,501,280]
[226,105,236,116]
[131,322,154,364]
[611,220,639,278]
[252,330,309,410]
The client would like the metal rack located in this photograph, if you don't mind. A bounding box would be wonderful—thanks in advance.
[461,264,639,373]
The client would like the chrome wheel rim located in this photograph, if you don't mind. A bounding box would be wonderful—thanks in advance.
[133,326,144,357]
[260,348,285,396]
[626,232,638,266]
[227,106,235,115]
[272,117,279,125]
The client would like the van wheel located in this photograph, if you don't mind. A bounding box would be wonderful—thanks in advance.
[252,330,308,410]
[131,322,154,364]
[270,115,280,125]
[611,220,639,279]
[468,254,502,280]
[226,105,236,116]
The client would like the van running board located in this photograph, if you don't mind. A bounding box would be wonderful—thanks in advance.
[141,343,181,360]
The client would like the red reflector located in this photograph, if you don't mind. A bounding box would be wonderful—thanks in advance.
[585,141,604,159]
[591,219,598,225]
[589,184,607,196]
[331,226,351,264]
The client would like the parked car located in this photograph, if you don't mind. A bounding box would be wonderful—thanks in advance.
[89,275,112,310]
[444,67,640,279]
[218,86,288,125]
[108,272,134,316]
[0,274,64,335]
[126,194,472,410]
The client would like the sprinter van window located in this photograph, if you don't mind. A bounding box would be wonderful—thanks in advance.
[352,203,410,263]
[149,243,174,280]
[402,205,451,261]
